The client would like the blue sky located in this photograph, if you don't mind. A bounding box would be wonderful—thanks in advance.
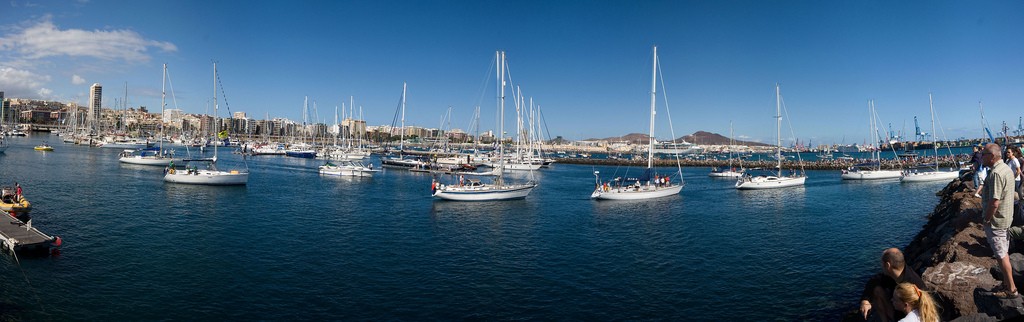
[1,0,1022,145]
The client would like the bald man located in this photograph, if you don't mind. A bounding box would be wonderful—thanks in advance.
[859,248,926,322]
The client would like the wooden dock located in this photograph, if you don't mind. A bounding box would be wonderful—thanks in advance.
[0,216,60,257]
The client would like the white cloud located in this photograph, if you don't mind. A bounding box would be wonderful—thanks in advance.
[9,1,41,8]
[0,16,177,63]
[71,74,85,85]
[0,66,53,99]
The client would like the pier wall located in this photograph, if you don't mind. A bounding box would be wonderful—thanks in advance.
[553,157,965,171]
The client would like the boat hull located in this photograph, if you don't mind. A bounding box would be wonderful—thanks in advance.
[735,176,806,190]
[487,162,542,171]
[100,143,149,149]
[709,170,744,178]
[382,157,426,168]
[900,170,959,183]
[0,200,31,214]
[285,150,317,158]
[841,170,903,180]
[591,184,682,200]
[119,156,182,166]
[164,169,248,185]
[432,184,535,201]
[319,165,378,177]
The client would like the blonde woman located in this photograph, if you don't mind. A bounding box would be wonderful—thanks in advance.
[891,282,939,322]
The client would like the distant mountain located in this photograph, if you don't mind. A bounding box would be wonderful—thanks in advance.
[588,131,770,147]
[588,133,652,145]
[682,131,771,147]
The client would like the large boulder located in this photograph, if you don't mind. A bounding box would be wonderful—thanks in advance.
[923,261,998,317]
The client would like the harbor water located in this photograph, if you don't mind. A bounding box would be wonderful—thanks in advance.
[0,135,947,320]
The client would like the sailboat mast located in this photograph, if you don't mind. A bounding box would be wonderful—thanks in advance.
[499,51,506,168]
[400,82,407,153]
[335,103,340,148]
[123,81,128,133]
[160,63,166,152]
[647,46,657,169]
[728,121,734,168]
[869,100,877,165]
[776,83,782,176]
[929,92,937,171]
[979,101,987,141]
[302,96,308,146]
[213,62,218,159]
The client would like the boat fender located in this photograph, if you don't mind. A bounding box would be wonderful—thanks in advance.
[50,236,62,248]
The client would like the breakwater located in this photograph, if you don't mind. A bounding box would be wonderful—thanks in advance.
[843,171,1024,321]
[552,155,968,171]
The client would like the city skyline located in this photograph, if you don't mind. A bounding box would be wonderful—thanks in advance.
[1,1,1022,144]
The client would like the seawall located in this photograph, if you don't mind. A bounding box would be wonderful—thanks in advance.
[844,171,1024,321]
[552,157,962,171]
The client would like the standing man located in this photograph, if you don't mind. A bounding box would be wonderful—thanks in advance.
[982,143,1019,299]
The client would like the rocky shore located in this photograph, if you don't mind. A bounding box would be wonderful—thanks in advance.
[843,171,1024,321]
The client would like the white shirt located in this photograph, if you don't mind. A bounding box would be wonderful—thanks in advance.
[897,309,921,322]
[1011,158,1021,182]
[899,309,937,322]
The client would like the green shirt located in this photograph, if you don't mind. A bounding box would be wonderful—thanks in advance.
[984,161,1016,229]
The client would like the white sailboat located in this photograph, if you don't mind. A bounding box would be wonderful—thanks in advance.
[591,46,684,200]
[319,160,378,177]
[120,63,182,166]
[164,63,249,185]
[842,100,902,180]
[735,84,807,189]
[382,83,429,169]
[709,121,745,177]
[432,51,536,201]
[285,97,317,158]
[900,93,959,183]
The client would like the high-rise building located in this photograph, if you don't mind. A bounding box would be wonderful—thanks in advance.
[89,83,102,130]
[0,91,7,125]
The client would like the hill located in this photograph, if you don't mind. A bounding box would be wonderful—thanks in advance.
[682,131,771,147]
[588,131,770,147]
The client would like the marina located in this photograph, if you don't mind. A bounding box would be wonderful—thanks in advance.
[1,1,1019,319]
[0,134,946,320]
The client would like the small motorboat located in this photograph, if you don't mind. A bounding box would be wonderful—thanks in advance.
[34,143,54,151]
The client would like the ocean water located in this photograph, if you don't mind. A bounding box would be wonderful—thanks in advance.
[0,135,943,320]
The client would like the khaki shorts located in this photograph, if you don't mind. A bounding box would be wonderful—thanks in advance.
[986,225,1010,259]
